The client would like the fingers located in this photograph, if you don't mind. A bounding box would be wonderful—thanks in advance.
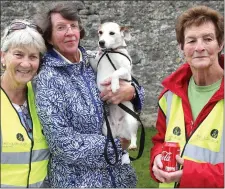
[120,138,131,150]
[154,154,163,169]
[101,92,121,104]
[163,170,183,183]
[176,155,184,165]
[153,154,166,182]
[100,86,122,104]
[100,85,113,101]
[153,168,183,183]
[100,79,134,103]
[152,165,166,182]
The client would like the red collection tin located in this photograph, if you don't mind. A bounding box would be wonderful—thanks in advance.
[161,141,180,172]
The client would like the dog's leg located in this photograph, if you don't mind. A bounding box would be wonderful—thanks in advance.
[128,133,138,150]
[119,102,138,150]
[111,67,131,93]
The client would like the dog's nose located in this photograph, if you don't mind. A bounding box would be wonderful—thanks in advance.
[99,40,105,48]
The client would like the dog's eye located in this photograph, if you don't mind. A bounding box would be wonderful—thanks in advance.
[109,32,115,35]
[98,31,103,35]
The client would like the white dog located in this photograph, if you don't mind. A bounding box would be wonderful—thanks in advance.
[88,22,139,151]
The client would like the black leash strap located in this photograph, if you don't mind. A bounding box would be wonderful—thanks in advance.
[118,103,145,161]
[106,54,117,70]
[97,51,107,69]
[97,50,132,70]
[103,104,119,165]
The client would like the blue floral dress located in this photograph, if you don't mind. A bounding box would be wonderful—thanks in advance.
[34,46,145,188]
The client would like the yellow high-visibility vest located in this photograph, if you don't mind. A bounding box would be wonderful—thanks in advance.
[1,82,49,187]
[158,91,223,188]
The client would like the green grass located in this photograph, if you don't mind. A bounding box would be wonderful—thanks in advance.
[128,127,159,188]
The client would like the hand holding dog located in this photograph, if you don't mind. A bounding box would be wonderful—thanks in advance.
[153,154,184,183]
[120,138,131,150]
[100,78,135,104]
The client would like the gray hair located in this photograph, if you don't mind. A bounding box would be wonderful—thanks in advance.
[1,19,46,54]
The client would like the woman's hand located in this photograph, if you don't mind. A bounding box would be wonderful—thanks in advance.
[120,138,131,150]
[152,154,166,182]
[152,154,184,183]
[100,77,135,104]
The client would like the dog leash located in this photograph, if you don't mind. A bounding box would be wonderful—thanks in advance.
[103,103,119,165]
[118,103,145,161]
[98,50,145,163]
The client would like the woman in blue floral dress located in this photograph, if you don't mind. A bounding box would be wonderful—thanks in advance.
[33,2,145,188]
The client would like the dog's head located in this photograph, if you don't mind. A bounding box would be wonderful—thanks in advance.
[98,22,131,50]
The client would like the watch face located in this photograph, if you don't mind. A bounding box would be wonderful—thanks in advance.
[131,82,137,100]
[133,91,137,99]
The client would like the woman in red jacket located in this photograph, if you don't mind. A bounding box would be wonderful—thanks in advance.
[150,5,224,188]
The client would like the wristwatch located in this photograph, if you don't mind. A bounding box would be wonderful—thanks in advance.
[131,82,137,100]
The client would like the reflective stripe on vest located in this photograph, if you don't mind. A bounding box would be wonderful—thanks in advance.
[183,143,223,164]
[159,91,224,188]
[1,149,49,164]
[158,91,173,126]
[1,180,44,188]
[1,82,49,187]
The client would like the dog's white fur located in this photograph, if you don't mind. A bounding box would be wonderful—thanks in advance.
[89,22,138,150]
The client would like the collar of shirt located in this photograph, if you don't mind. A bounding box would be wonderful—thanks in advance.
[53,48,83,64]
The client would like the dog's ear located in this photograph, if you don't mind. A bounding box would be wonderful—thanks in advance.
[120,26,131,41]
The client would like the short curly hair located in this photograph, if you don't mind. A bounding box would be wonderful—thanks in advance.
[34,2,85,50]
[175,5,224,50]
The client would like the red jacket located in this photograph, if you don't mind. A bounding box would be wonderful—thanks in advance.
[150,54,224,188]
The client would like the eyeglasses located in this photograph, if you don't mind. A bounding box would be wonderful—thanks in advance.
[55,23,82,33]
[6,22,43,37]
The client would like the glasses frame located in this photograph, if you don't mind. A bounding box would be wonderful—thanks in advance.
[54,23,82,34]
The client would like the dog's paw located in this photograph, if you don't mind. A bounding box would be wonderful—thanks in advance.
[86,50,98,58]
[111,79,120,93]
[128,144,137,151]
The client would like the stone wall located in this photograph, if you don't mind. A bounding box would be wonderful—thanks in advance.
[1,1,224,126]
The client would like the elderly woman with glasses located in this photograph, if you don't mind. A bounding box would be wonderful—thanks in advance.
[1,19,49,188]
[33,2,145,188]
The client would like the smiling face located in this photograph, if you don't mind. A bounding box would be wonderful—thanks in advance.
[183,21,223,70]
[49,13,80,59]
[1,46,40,86]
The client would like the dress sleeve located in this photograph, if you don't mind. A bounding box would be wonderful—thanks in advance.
[131,78,145,112]
[34,73,123,169]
